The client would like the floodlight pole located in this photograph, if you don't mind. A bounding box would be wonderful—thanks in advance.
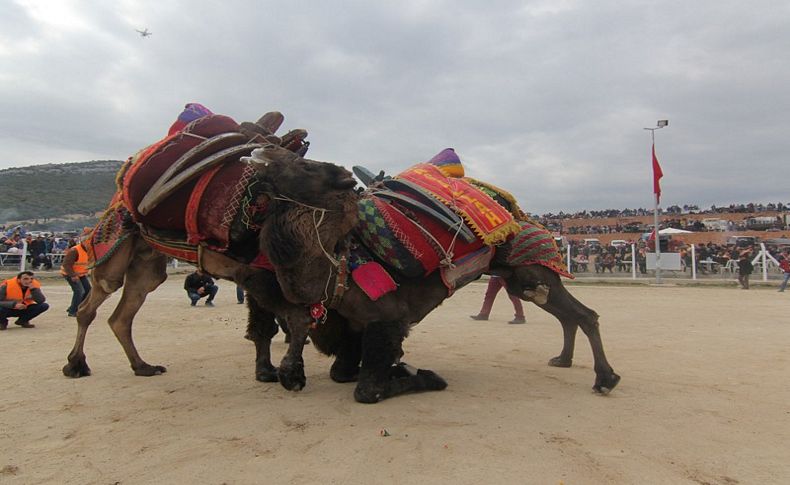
[644,120,668,284]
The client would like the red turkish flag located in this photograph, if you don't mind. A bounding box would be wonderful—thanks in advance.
[652,143,663,203]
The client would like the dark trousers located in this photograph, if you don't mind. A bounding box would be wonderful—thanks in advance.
[64,275,91,315]
[738,273,750,289]
[187,284,218,304]
[0,302,50,323]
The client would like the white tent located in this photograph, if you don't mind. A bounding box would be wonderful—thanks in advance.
[659,227,693,235]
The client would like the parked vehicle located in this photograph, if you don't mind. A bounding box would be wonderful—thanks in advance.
[583,238,601,247]
[701,218,729,231]
[726,236,758,248]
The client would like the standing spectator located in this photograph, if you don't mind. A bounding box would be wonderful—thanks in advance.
[637,247,648,274]
[469,276,526,324]
[184,269,218,306]
[601,253,615,273]
[61,241,91,317]
[28,235,44,266]
[778,251,790,293]
[0,271,50,329]
[53,238,69,253]
[737,251,753,289]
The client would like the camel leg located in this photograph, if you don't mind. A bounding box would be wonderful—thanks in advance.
[245,294,280,382]
[511,266,620,394]
[304,310,362,383]
[277,309,311,391]
[62,282,119,377]
[234,268,308,390]
[107,244,169,376]
[329,322,363,383]
[353,321,447,404]
[63,237,135,378]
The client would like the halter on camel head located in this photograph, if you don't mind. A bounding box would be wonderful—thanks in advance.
[243,145,359,309]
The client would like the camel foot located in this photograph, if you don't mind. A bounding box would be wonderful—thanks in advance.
[133,364,167,376]
[548,356,573,368]
[62,358,91,378]
[593,372,621,395]
[353,384,384,404]
[414,369,448,391]
[353,365,448,404]
[256,364,279,383]
[278,360,306,391]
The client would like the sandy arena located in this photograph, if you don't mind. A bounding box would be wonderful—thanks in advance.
[1,276,788,484]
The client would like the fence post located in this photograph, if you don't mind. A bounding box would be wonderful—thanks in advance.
[20,239,28,272]
[761,243,768,282]
[691,244,697,280]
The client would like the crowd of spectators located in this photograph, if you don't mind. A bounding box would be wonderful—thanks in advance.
[537,201,788,221]
[1,226,81,270]
[561,238,789,277]
[536,202,788,235]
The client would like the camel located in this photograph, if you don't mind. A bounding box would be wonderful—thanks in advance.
[63,117,618,405]
[62,142,358,380]
[243,149,621,403]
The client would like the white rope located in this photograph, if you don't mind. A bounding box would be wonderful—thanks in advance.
[312,208,340,267]
[181,132,209,141]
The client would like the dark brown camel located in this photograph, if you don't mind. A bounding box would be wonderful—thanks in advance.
[244,151,620,403]
[62,144,358,381]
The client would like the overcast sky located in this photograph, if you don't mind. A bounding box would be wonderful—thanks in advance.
[1,1,788,214]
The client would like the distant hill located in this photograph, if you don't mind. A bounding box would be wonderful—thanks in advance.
[0,160,123,227]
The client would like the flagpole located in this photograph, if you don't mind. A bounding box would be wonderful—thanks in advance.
[644,120,668,284]
[653,129,662,284]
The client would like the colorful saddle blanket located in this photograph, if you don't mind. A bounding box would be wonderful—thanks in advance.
[121,114,268,255]
[355,194,486,279]
[504,221,572,278]
[89,111,270,266]
[353,150,569,296]
[395,163,521,246]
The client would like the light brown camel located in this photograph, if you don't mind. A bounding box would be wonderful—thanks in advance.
[62,143,358,381]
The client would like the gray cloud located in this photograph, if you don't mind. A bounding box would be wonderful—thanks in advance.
[1,0,788,214]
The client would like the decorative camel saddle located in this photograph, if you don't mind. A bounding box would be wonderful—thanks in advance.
[350,148,571,300]
[89,104,568,306]
[90,105,306,267]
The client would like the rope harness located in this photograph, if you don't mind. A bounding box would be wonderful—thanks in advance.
[271,194,350,327]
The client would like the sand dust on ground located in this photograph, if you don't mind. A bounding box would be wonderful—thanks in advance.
[1,278,788,484]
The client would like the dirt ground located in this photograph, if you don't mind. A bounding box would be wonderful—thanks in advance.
[1,276,788,484]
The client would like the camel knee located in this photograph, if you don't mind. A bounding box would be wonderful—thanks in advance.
[98,278,123,294]
[522,284,550,305]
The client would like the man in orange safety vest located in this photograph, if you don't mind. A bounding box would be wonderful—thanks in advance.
[0,271,50,329]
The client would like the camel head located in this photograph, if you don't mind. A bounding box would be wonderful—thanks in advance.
[245,145,360,304]
[244,144,357,208]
